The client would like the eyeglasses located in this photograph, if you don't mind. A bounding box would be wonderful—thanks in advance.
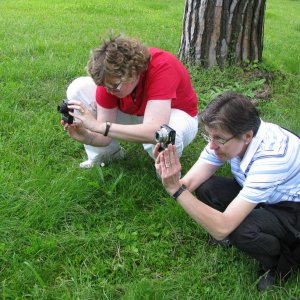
[104,81,123,92]
[201,133,236,146]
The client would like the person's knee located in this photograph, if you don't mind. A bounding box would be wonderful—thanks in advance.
[143,143,155,159]
[67,76,94,100]
[174,134,184,157]
[229,226,247,245]
[229,220,258,248]
[229,221,282,261]
[169,109,198,145]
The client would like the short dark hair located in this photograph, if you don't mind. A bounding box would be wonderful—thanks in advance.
[200,92,261,136]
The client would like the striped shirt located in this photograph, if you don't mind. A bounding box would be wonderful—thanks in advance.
[199,121,300,204]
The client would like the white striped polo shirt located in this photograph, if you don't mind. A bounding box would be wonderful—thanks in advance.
[199,120,300,204]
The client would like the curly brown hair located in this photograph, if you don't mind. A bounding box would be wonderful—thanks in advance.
[87,35,151,86]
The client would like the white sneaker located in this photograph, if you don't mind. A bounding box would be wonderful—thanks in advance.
[79,147,125,169]
[79,159,97,169]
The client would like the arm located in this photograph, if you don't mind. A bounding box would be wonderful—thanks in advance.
[69,99,172,144]
[176,191,256,240]
[64,104,118,147]
[180,159,219,192]
[153,142,218,192]
[157,144,257,240]
[84,105,118,147]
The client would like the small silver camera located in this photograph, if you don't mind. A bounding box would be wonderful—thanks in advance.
[155,124,176,152]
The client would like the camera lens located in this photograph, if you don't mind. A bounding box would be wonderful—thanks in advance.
[57,100,69,113]
[155,132,160,141]
[155,128,168,143]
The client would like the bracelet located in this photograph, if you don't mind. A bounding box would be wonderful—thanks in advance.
[171,184,186,200]
[103,121,111,136]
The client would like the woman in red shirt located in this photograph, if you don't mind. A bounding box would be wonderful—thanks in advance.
[64,35,199,169]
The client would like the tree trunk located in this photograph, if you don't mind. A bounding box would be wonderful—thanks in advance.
[178,0,266,68]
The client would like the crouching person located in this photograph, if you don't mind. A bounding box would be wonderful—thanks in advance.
[62,34,198,168]
[154,92,300,291]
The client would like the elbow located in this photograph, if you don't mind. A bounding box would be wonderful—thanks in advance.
[213,232,229,241]
[99,134,113,146]
[211,225,234,241]
[209,213,237,241]
[92,137,111,147]
[102,138,112,147]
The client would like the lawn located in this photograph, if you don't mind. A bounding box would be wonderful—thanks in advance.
[0,0,299,299]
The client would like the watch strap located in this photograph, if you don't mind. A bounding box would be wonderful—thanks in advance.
[172,185,186,200]
[104,121,111,136]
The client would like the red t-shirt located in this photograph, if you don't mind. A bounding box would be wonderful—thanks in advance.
[96,48,198,117]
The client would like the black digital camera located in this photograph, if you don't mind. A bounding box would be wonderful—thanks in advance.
[57,99,74,124]
[155,124,176,152]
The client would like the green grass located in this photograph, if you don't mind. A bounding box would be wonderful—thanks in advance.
[264,0,300,74]
[0,0,299,299]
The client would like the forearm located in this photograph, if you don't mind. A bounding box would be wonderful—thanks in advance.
[92,122,159,144]
[180,164,218,193]
[80,122,158,146]
[85,130,111,147]
[158,145,242,240]
[174,189,231,240]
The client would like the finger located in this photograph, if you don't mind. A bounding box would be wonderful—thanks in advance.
[67,100,87,113]
[165,162,170,168]
[68,111,80,119]
[155,155,160,165]
[170,146,182,176]
[163,149,171,168]
[68,104,84,113]
[155,160,162,173]
[67,100,81,106]
[160,157,168,172]
[153,143,161,159]
[155,150,165,165]
[64,124,71,134]
[167,144,175,165]
[173,145,180,166]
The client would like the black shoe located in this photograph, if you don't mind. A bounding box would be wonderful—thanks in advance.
[208,235,231,247]
[257,270,276,292]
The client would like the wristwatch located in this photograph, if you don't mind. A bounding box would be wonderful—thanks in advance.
[103,121,111,136]
[172,185,186,200]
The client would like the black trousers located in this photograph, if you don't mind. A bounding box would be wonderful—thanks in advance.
[195,176,296,272]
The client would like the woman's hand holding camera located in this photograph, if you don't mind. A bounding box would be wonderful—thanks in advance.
[63,122,89,143]
[154,144,182,195]
[59,100,95,144]
[67,100,98,132]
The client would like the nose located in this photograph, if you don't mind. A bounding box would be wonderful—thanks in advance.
[209,140,219,150]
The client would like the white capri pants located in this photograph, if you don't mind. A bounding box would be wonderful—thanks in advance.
[67,77,198,160]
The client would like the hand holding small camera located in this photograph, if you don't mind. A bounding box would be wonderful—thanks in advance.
[154,124,181,190]
[57,99,74,124]
[58,99,97,132]
[155,124,176,152]
[58,99,94,143]
[154,143,182,194]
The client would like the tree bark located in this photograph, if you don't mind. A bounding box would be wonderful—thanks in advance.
[178,0,266,68]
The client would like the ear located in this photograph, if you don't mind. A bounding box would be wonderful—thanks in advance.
[244,130,253,144]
